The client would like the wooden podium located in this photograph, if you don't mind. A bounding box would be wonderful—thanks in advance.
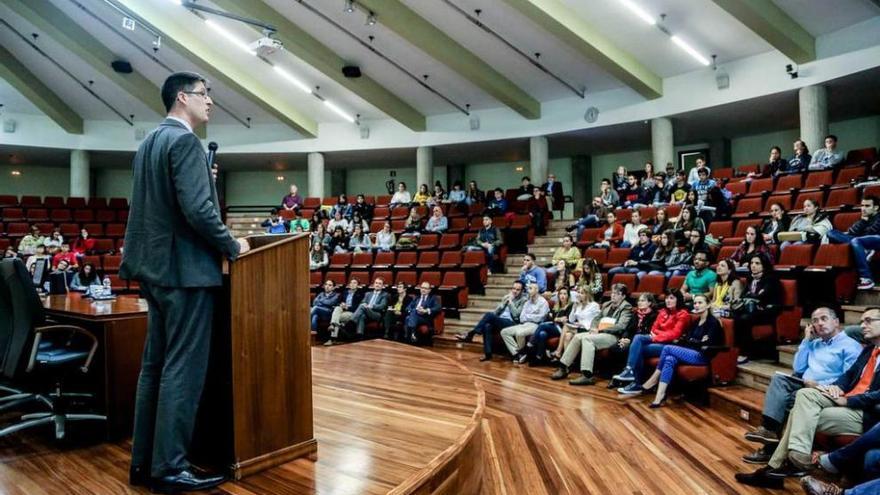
[194,233,316,479]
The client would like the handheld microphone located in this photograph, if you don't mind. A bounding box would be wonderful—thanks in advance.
[207,141,218,167]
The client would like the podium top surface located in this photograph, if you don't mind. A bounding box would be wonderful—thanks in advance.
[239,233,309,259]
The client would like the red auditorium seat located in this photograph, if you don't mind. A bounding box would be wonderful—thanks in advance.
[350,252,373,269]
[645,317,737,386]
[448,217,468,233]
[614,208,632,223]
[835,166,867,185]
[96,210,116,223]
[108,198,129,209]
[713,168,735,180]
[372,251,395,269]
[0,239,9,251]
[865,185,880,198]
[390,206,409,220]
[375,195,392,207]
[87,198,108,210]
[309,271,322,291]
[93,238,114,253]
[348,271,370,286]
[362,195,375,205]
[2,208,24,222]
[803,171,834,190]
[278,210,295,220]
[0,195,17,208]
[806,244,857,303]
[115,239,125,251]
[416,251,439,270]
[467,217,483,232]
[833,212,861,231]
[793,190,825,210]
[102,254,122,272]
[25,208,48,222]
[329,253,351,270]
[667,275,686,291]
[419,271,442,288]
[716,245,737,261]
[635,274,665,296]
[602,248,631,270]
[639,207,657,222]
[707,221,733,240]
[82,255,102,270]
[733,197,763,218]
[105,224,126,238]
[438,251,462,269]
[83,223,104,237]
[584,247,608,265]
[390,220,406,232]
[736,163,759,176]
[117,210,129,222]
[775,244,815,272]
[43,196,65,208]
[577,228,603,248]
[321,197,336,207]
[846,147,877,165]
[460,232,476,246]
[19,196,41,207]
[73,209,94,223]
[608,273,637,294]
[775,174,803,191]
[35,222,53,234]
[416,234,439,250]
[107,274,127,291]
[66,197,87,209]
[766,280,801,343]
[725,180,748,196]
[372,207,390,220]
[394,251,417,269]
[437,233,460,251]
[439,271,469,308]
[765,194,792,213]
[372,271,393,285]
[745,178,774,197]
[369,220,384,234]
[825,188,859,209]
[6,223,28,239]
[325,271,346,287]
[395,271,417,288]
[461,250,489,286]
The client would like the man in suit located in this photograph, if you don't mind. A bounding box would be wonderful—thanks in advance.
[326,278,363,346]
[404,282,442,343]
[120,72,249,492]
[736,308,880,489]
[351,278,389,339]
[541,173,564,216]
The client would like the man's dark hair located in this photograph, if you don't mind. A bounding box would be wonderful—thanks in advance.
[865,195,880,206]
[494,187,504,193]
[825,134,838,143]
[698,167,708,176]
[601,178,611,184]
[161,71,206,113]
[523,253,536,261]
[521,176,531,182]
[696,155,706,162]
[771,146,782,154]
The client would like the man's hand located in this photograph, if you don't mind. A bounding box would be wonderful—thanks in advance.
[804,323,814,341]
[237,237,251,254]
[818,385,845,398]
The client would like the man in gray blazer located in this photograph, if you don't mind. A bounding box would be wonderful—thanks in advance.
[351,277,389,338]
[120,72,249,493]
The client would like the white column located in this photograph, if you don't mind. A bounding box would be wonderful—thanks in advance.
[308,152,324,199]
[529,136,548,182]
[651,118,674,171]
[416,146,433,189]
[70,149,90,198]
[799,85,828,152]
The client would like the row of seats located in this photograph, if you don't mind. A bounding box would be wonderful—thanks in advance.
[711,147,877,180]
[0,237,122,253]
[1,208,129,224]
[0,195,128,210]
[1,222,126,239]
[311,270,470,310]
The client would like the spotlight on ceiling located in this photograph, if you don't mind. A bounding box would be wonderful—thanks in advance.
[344,0,355,13]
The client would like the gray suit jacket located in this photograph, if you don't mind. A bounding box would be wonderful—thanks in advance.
[120,118,239,288]
[359,290,389,313]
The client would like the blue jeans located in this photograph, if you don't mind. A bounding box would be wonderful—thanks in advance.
[829,421,880,479]
[472,312,514,356]
[657,345,707,384]
[609,266,640,276]
[529,322,561,359]
[625,334,666,382]
[848,478,880,495]
[311,306,333,331]
[575,215,599,240]
[852,235,880,280]
[827,229,854,245]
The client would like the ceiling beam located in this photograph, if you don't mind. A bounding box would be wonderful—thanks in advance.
[357,0,541,119]
[3,0,167,118]
[116,0,318,137]
[503,0,662,99]
[711,0,815,64]
[0,44,83,134]
[210,0,426,132]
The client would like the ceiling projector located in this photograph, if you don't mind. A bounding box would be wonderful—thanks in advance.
[249,36,283,56]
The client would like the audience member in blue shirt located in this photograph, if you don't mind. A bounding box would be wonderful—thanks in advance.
[808,134,844,170]
[518,253,547,293]
[484,188,508,216]
[261,209,288,234]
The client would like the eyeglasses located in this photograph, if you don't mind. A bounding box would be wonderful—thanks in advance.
[861,317,880,325]
[182,90,210,98]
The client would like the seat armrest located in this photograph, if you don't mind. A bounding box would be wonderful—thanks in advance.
[29,325,99,373]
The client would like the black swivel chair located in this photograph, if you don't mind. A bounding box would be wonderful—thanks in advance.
[0,258,105,439]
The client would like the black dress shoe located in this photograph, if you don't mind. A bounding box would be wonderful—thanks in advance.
[479,354,492,362]
[152,469,226,494]
[129,465,152,487]
[734,466,785,489]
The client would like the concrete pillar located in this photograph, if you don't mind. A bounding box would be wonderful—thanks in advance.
[651,118,674,172]
[709,138,732,168]
[529,136,549,183]
[307,152,324,198]
[571,155,591,216]
[799,85,828,152]
[416,146,433,189]
[70,149,90,198]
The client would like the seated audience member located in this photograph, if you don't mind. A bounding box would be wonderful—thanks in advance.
[429,183,446,207]
[390,182,412,207]
[761,146,789,177]
[650,208,672,241]
[464,216,504,270]
[289,209,310,232]
[383,282,412,341]
[594,212,624,248]
[550,284,633,385]
[527,288,572,365]
[351,194,374,222]
[348,225,373,253]
[70,262,99,291]
[786,139,812,173]
[374,222,396,252]
[18,225,45,256]
[519,253,547,293]
[447,181,466,205]
[732,253,782,363]
[311,223,330,250]
[687,155,710,185]
[762,202,791,245]
[424,206,448,234]
[641,161,656,189]
[673,205,706,237]
[621,210,645,248]
[413,184,431,205]
[799,474,879,495]
[636,231,672,279]
[621,174,643,208]
[541,173,564,214]
[503,282,551,363]
[281,184,302,211]
[25,245,52,273]
[578,258,604,300]
[599,178,620,208]
[348,212,369,235]
[648,237,693,278]
[402,207,422,237]
[680,250,715,303]
[516,176,535,201]
[328,210,349,233]
[262,208,288,234]
[545,260,575,299]
[465,180,485,206]
[710,259,744,318]
[325,278,363,345]
[527,188,548,236]
[646,174,670,206]
[690,167,716,205]
[349,278,389,339]
[816,421,880,485]
[456,281,527,362]
[668,171,691,204]
[809,134,844,170]
[616,293,658,356]
[740,307,862,464]
[71,228,96,257]
[49,259,75,291]
[778,198,832,249]
[736,308,880,489]
[827,195,880,245]
[52,243,78,269]
[330,194,351,219]
[567,197,608,241]
[44,229,63,253]
[3,246,18,259]
[614,288,690,394]
[404,282,441,343]
[687,230,709,256]
[311,280,340,335]
[484,188,508,216]
[609,229,656,275]
[638,294,724,407]
[547,235,582,274]
[550,285,601,361]
[612,166,628,198]
[732,226,773,267]
[328,226,350,254]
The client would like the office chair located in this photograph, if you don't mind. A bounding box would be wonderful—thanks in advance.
[0,258,105,439]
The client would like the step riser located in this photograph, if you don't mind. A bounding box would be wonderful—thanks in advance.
[778,352,794,368]
[735,370,771,392]
[855,291,880,307]
[709,393,762,428]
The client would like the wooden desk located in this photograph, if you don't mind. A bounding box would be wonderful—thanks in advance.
[42,293,148,439]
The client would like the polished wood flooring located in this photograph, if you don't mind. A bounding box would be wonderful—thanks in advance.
[0,340,803,494]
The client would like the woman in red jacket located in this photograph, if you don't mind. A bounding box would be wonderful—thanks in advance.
[612,288,690,394]
[593,211,624,248]
[71,228,96,258]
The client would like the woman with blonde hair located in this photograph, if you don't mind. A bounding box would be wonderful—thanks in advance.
[551,286,600,361]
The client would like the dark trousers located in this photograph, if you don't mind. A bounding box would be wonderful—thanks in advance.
[383,311,404,340]
[829,421,880,479]
[131,282,214,477]
[352,306,382,336]
[405,312,434,341]
[473,313,514,356]
[310,306,333,332]
[529,322,561,359]
[625,334,665,382]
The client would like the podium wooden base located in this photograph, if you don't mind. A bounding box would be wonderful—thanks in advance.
[232,439,318,480]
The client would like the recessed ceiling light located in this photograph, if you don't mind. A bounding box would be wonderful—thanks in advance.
[276,175,285,181]
[671,35,711,66]
[344,0,355,13]
[10,170,21,176]
[618,0,656,25]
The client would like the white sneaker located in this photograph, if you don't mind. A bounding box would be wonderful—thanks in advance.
[859,278,876,290]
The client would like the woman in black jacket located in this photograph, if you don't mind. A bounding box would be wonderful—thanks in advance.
[732,253,782,363]
[761,202,791,245]
[638,294,724,407]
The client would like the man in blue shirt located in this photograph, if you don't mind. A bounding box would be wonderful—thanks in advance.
[741,307,863,464]
[808,134,844,171]
[518,253,547,293]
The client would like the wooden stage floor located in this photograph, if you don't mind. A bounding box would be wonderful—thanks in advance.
[0,340,803,494]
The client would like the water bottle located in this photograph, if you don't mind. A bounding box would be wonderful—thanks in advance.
[102,275,112,296]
